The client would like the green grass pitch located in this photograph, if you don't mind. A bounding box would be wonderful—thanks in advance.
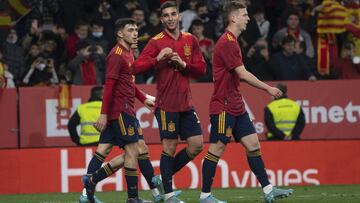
[1,185,360,203]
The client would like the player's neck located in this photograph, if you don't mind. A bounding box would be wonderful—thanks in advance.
[118,40,131,51]
[227,25,241,38]
[165,28,180,40]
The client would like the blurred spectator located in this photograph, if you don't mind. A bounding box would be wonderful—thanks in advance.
[244,39,274,81]
[115,0,139,18]
[252,6,270,39]
[190,19,214,82]
[22,56,59,86]
[0,50,15,88]
[195,1,216,40]
[332,41,360,79]
[67,86,103,146]
[68,41,105,85]
[273,11,314,58]
[264,83,305,140]
[190,19,214,63]
[86,19,109,54]
[132,7,149,52]
[1,29,25,83]
[65,20,89,59]
[180,0,198,32]
[147,10,163,36]
[21,19,42,51]
[269,35,316,80]
[27,0,60,26]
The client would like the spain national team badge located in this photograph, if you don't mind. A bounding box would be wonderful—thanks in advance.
[168,121,176,132]
[226,126,232,137]
[128,61,132,68]
[138,127,143,135]
[127,125,135,136]
[184,44,191,57]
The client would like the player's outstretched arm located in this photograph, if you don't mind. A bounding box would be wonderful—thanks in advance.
[132,40,163,74]
[135,86,155,112]
[234,65,282,98]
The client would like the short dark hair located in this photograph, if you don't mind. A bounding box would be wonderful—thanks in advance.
[223,1,246,26]
[160,1,178,16]
[90,86,103,100]
[281,35,296,46]
[276,83,287,97]
[114,18,137,32]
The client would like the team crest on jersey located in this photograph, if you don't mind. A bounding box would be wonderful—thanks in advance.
[127,125,135,136]
[138,127,143,135]
[184,44,191,57]
[226,126,232,137]
[168,121,176,132]
[128,61,132,68]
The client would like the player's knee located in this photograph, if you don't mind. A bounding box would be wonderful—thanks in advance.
[188,142,204,156]
[246,148,262,157]
[162,140,177,156]
[138,141,149,154]
[125,143,140,159]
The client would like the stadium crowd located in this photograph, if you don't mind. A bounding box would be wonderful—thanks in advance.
[0,0,359,88]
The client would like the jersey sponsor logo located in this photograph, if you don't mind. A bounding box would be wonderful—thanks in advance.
[168,121,176,132]
[152,32,164,40]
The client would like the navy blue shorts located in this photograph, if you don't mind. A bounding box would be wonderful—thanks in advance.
[210,111,256,144]
[154,107,202,140]
[99,112,141,148]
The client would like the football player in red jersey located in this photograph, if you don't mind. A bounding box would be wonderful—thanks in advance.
[81,18,155,203]
[200,2,293,203]
[133,1,206,203]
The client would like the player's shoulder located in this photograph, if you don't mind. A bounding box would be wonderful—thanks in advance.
[108,45,124,58]
[152,32,165,41]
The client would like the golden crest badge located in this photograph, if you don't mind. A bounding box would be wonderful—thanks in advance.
[127,125,135,136]
[184,44,191,57]
[226,126,232,137]
[168,121,176,132]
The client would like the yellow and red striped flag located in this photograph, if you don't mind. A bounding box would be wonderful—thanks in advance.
[58,84,72,109]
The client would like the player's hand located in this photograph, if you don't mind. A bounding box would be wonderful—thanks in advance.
[144,96,155,112]
[157,47,173,61]
[94,114,107,132]
[169,52,186,71]
[267,87,282,98]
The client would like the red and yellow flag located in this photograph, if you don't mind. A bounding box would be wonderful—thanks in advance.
[58,84,72,109]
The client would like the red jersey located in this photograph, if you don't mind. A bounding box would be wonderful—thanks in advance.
[209,30,246,116]
[133,31,206,112]
[198,37,214,54]
[101,43,143,120]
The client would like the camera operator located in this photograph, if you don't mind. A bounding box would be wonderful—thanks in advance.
[68,41,106,85]
[332,41,360,79]
[244,38,274,81]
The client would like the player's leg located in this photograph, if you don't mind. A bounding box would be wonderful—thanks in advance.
[117,113,153,203]
[81,126,116,203]
[200,112,232,203]
[137,138,162,201]
[154,108,183,202]
[237,113,293,203]
[173,108,204,174]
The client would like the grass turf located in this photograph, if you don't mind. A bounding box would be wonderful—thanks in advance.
[0,185,360,203]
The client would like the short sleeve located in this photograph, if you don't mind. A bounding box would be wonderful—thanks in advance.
[219,41,243,71]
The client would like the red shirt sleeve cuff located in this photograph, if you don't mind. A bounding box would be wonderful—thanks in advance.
[135,86,147,103]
